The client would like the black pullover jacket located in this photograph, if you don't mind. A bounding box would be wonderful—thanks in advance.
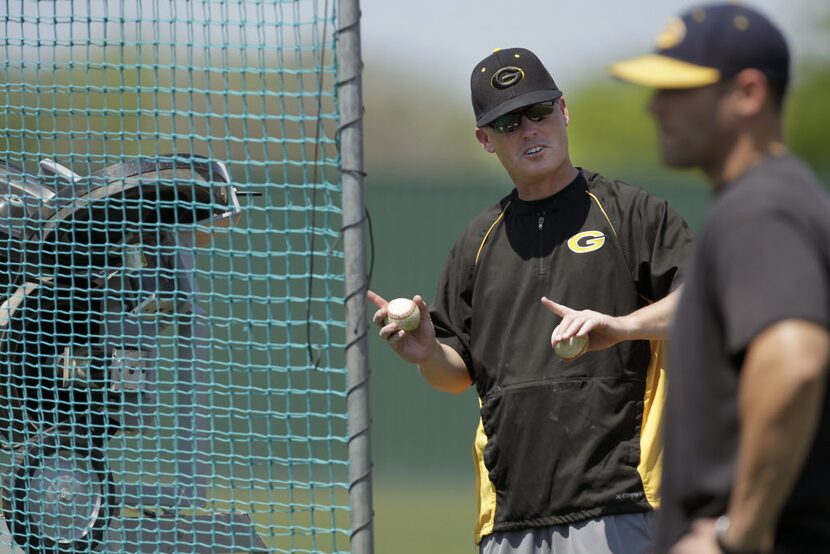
[430,170,693,542]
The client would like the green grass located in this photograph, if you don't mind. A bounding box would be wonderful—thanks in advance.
[199,476,476,553]
[206,483,350,553]
[374,478,477,554]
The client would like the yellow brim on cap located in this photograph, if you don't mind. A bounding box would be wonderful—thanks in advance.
[609,54,721,89]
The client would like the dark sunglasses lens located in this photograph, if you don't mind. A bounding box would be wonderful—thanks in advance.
[524,103,556,121]
[489,102,556,132]
[490,113,521,134]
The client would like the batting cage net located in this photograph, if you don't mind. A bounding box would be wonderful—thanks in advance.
[0,1,356,552]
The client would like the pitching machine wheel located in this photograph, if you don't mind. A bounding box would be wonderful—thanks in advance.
[2,433,117,553]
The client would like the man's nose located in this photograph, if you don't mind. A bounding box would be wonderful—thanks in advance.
[518,115,541,136]
[647,90,668,116]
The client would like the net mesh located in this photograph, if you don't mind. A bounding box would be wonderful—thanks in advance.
[0,1,348,552]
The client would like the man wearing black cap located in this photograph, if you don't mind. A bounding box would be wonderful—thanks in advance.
[370,47,694,552]
[612,3,830,554]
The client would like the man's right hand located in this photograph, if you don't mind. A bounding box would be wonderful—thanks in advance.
[367,290,437,364]
[368,290,472,393]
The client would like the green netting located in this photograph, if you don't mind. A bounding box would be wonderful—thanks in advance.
[0,1,349,552]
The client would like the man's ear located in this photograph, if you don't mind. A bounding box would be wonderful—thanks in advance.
[475,127,496,153]
[730,68,770,118]
[560,97,570,126]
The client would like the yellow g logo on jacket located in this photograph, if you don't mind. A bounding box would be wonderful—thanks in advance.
[567,231,606,253]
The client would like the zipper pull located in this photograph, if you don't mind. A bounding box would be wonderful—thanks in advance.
[537,214,545,231]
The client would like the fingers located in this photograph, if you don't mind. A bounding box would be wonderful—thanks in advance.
[541,296,573,317]
[368,291,431,337]
[551,315,596,343]
[377,321,398,340]
[413,295,431,324]
[367,289,387,309]
[563,318,594,341]
[543,298,602,344]
[367,290,388,327]
[387,329,406,348]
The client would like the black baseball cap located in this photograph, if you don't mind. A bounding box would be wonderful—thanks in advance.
[471,48,563,128]
[610,3,789,89]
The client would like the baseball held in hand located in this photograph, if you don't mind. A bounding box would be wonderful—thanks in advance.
[385,298,421,332]
[554,335,588,360]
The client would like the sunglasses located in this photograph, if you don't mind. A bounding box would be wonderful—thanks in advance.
[488,101,558,134]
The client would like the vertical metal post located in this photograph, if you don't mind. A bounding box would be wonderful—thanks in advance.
[337,0,373,551]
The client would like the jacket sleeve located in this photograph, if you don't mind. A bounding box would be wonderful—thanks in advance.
[430,239,476,380]
[623,188,695,301]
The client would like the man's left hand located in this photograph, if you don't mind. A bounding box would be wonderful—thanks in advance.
[541,297,632,355]
[669,519,720,554]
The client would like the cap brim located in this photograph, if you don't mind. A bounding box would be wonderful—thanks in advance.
[476,89,563,127]
[609,54,721,89]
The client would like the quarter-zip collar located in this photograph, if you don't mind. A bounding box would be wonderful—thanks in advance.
[509,171,588,215]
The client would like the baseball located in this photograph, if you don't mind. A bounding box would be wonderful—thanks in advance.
[554,335,588,360]
[385,298,421,332]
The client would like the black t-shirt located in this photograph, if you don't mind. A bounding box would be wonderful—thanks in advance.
[660,155,830,553]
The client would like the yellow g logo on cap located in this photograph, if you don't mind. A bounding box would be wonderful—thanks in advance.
[567,231,606,254]
[655,16,687,49]
[491,66,525,89]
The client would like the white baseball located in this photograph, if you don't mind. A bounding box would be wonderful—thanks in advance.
[554,335,588,360]
[385,298,421,332]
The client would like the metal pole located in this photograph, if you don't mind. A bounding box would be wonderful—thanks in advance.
[337,0,373,552]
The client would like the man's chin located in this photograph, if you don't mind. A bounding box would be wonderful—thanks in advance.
[659,146,700,170]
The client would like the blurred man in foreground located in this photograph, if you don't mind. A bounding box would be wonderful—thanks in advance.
[612,3,830,553]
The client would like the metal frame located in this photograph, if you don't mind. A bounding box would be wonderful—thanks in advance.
[337,0,374,551]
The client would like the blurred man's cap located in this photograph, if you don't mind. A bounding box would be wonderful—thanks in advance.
[609,3,789,89]
[471,47,563,127]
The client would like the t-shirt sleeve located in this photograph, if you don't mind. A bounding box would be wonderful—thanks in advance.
[430,241,475,379]
[713,213,830,356]
[627,191,695,301]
